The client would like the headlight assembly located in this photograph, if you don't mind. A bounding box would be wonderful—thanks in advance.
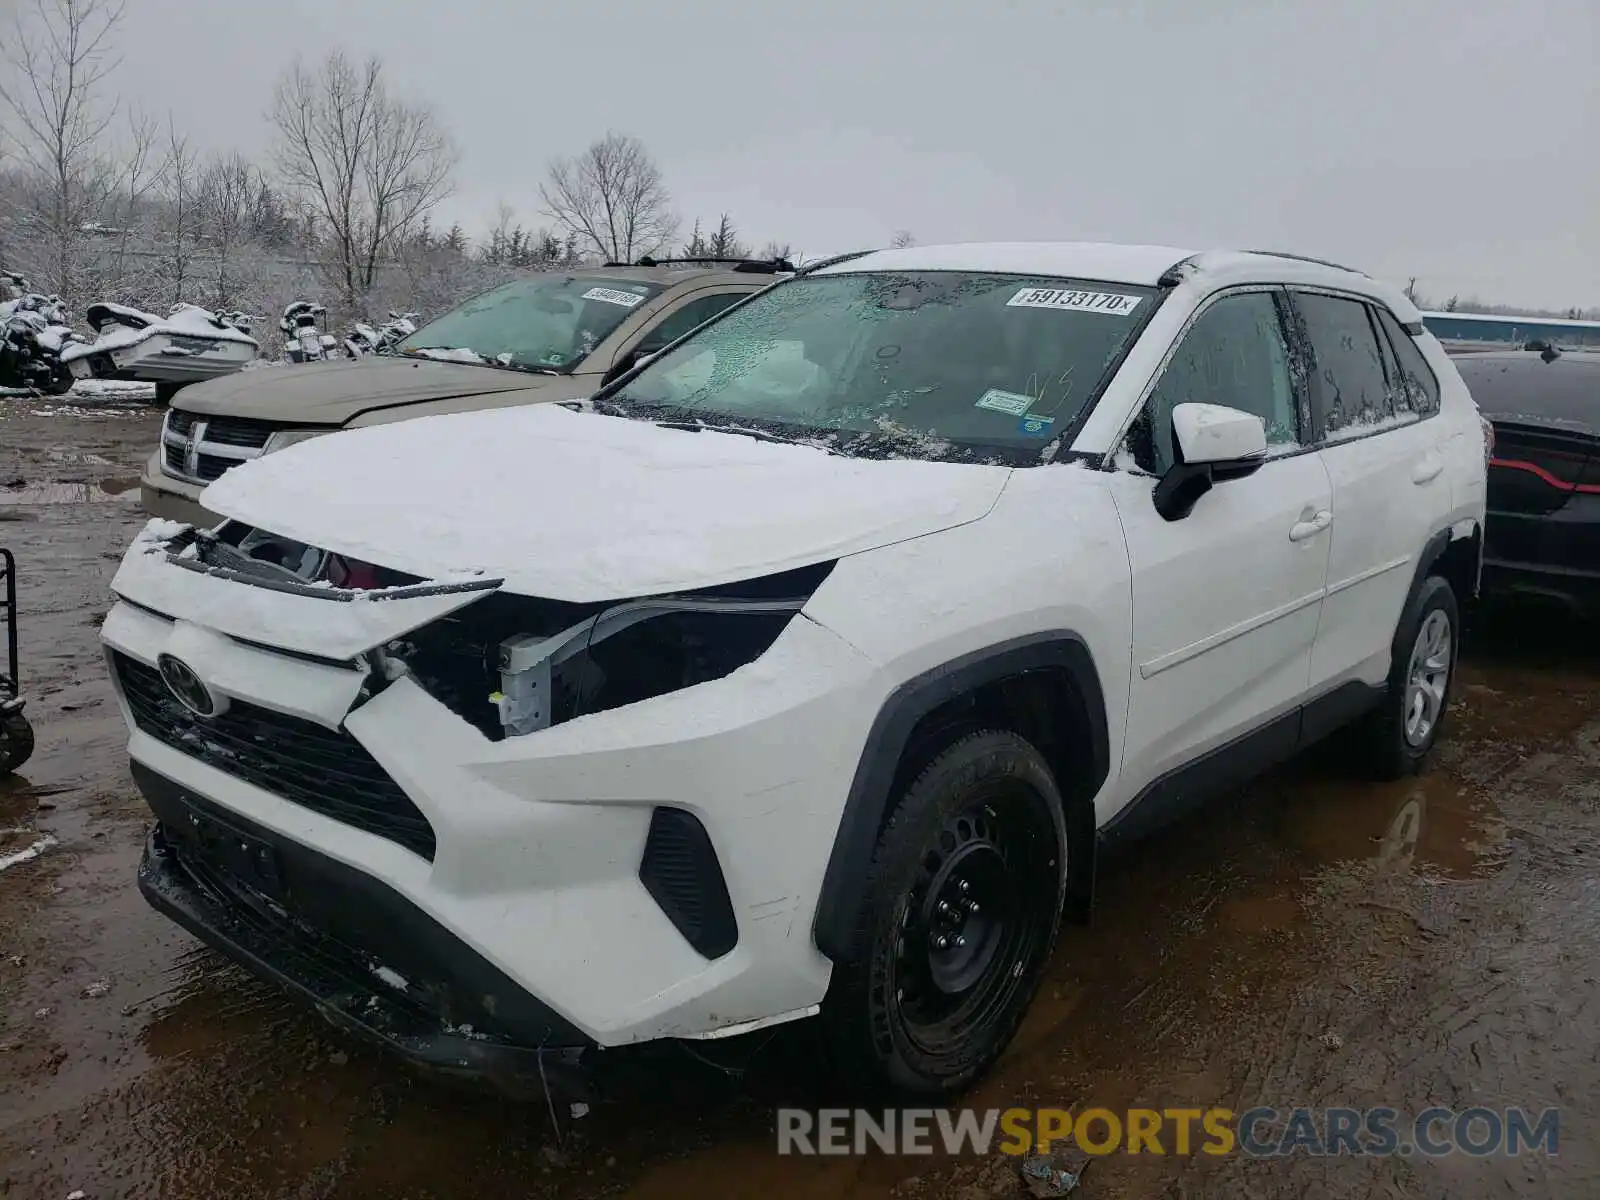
[263,428,334,454]
[387,562,835,739]
[493,595,806,736]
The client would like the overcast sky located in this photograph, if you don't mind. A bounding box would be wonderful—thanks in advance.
[113,0,1596,308]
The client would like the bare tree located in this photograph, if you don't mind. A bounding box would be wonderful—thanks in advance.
[269,51,458,306]
[158,120,200,305]
[0,0,126,297]
[109,106,160,292]
[890,229,916,248]
[198,151,261,307]
[540,132,677,263]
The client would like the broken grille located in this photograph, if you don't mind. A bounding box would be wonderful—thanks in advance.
[113,651,437,860]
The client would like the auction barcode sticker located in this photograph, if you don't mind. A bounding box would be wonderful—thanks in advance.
[1006,288,1142,316]
[582,287,648,308]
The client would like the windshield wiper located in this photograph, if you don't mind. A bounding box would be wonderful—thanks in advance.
[654,416,839,453]
[401,347,558,376]
[589,398,837,453]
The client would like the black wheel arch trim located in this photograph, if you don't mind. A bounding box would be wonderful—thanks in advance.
[1380,522,1478,693]
[811,631,1109,963]
[1404,526,1462,637]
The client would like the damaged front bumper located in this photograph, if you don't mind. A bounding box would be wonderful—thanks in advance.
[104,520,888,1057]
[134,760,596,1100]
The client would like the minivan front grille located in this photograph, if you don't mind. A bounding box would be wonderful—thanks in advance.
[161,411,287,485]
[113,651,436,860]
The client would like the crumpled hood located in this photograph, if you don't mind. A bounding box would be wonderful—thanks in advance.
[199,404,1011,602]
[173,356,555,424]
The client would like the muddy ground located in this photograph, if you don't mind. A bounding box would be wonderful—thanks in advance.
[0,394,1596,1199]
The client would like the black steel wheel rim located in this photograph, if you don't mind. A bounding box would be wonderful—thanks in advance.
[887,780,1059,1057]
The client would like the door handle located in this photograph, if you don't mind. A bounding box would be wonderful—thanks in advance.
[1289,510,1333,542]
[1412,456,1443,485]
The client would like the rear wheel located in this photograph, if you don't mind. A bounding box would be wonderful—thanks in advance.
[823,730,1066,1097]
[1357,574,1459,780]
[0,711,35,775]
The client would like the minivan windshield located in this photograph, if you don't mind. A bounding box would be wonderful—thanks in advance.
[602,271,1158,463]
[396,275,665,373]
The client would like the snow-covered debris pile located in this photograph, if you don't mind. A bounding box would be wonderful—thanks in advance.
[61,302,259,364]
[0,292,78,352]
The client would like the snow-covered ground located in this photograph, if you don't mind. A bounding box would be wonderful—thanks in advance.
[0,379,155,401]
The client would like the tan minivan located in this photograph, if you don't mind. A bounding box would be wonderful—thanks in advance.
[142,259,789,526]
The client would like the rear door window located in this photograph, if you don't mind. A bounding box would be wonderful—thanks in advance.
[1293,292,1397,437]
[636,291,747,355]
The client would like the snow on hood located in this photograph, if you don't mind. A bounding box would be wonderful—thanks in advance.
[170,355,556,424]
[199,404,1011,602]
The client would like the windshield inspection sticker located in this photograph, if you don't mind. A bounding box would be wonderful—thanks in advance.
[581,287,648,308]
[975,388,1036,416]
[1006,287,1142,317]
[1018,413,1055,436]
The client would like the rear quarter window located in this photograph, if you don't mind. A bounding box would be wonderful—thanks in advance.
[1374,308,1441,416]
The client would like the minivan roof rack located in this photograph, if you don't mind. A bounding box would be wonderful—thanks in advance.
[791,249,879,276]
[610,255,796,274]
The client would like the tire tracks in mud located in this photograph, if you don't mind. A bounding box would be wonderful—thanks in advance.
[1178,716,1600,1200]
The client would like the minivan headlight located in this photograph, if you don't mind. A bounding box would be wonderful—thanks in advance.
[263,429,333,454]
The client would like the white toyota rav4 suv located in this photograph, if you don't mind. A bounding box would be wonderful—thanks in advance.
[102,243,1488,1100]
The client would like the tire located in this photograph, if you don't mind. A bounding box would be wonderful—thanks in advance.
[1357,574,1460,780]
[0,711,35,775]
[822,729,1068,1098]
[44,368,73,396]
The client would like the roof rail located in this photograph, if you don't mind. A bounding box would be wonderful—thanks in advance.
[610,255,796,274]
[1158,253,1203,288]
[792,249,880,277]
[1244,249,1370,278]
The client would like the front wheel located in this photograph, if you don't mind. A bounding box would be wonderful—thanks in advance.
[1357,574,1460,780]
[0,710,35,775]
[823,730,1067,1098]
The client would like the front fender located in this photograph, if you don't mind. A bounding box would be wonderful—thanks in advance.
[810,631,1110,961]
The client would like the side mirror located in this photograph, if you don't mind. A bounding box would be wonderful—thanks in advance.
[1152,403,1269,522]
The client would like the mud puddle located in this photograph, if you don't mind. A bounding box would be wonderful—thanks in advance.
[1,408,1597,1199]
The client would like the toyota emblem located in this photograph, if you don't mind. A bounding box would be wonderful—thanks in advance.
[156,653,224,718]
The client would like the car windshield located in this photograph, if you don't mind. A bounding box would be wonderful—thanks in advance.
[602,271,1159,463]
[396,275,665,373]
